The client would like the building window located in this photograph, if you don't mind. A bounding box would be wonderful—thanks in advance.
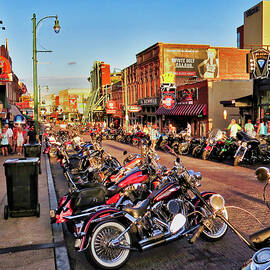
[237,32,241,49]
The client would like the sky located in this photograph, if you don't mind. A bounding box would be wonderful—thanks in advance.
[0,0,265,94]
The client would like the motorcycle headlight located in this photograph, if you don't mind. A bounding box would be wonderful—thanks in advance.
[242,142,247,148]
[209,139,214,144]
[237,140,241,146]
[209,194,225,212]
[251,248,270,270]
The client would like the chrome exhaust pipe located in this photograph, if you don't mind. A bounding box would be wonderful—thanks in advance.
[140,225,199,251]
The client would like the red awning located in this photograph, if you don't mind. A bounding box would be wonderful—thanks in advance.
[156,104,207,116]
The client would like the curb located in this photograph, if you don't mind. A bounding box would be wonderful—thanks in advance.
[45,154,71,270]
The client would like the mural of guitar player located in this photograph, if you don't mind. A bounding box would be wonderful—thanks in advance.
[198,48,219,79]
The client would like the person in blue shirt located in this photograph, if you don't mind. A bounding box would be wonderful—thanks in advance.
[257,119,268,136]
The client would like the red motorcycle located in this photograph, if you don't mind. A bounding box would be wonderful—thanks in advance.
[50,149,161,230]
[69,157,228,269]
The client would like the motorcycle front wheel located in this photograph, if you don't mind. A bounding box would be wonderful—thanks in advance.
[199,199,228,241]
[178,143,189,155]
[202,150,210,160]
[86,221,131,269]
[234,155,241,166]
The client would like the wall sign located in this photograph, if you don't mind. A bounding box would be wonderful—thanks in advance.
[127,105,142,113]
[248,48,270,79]
[161,94,176,109]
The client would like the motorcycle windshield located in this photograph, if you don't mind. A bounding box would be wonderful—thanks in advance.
[208,128,223,141]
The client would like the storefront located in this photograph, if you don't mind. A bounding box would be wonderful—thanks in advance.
[156,80,208,136]
[137,97,159,126]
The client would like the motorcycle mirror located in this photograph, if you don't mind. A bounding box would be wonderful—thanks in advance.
[170,213,186,234]
[209,194,225,212]
[255,167,270,182]
[123,150,128,155]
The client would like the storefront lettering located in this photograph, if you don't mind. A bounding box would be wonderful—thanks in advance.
[172,58,195,69]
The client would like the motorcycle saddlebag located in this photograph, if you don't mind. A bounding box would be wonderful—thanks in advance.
[72,187,106,210]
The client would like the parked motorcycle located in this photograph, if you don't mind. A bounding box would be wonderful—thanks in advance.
[233,131,270,166]
[72,157,228,269]
[240,167,270,269]
[202,129,225,160]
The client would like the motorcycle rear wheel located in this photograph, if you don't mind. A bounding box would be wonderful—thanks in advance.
[86,221,131,269]
[192,145,201,158]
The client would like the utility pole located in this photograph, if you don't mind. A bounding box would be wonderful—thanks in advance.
[124,69,128,131]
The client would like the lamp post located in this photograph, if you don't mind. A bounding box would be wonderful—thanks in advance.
[32,13,60,129]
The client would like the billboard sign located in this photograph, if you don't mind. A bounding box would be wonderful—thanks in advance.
[69,95,77,110]
[164,47,219,79]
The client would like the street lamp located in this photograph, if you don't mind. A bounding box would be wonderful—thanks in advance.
[32,13,60,129]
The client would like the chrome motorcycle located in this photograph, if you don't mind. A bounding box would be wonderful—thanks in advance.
[70,157,228,269]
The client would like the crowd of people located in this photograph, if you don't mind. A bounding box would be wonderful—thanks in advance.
[228,118,270,139]
[0,121,40,156]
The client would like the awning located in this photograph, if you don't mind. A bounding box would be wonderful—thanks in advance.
[220,95,253,107]
[156,104,207,116]
[9,104,22,117]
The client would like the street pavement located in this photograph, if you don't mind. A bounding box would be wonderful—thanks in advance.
[0,152,69,270]
[50,139,270,270]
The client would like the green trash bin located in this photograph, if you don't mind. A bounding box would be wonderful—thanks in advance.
[23,144,41,174]
[3,158,40,219]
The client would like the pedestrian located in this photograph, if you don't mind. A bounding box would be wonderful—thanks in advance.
[0,126,9,156]
[149,125,160,149]
[12,124,18,153]
[227,119,242,138]
[16,126,26,155]
[26,125,40,144]
[244,119,255,137]
[6,124,13,154]
[186,122,191,136]
[257,119,268,136]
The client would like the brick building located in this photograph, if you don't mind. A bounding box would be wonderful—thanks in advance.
[123,42,251,135]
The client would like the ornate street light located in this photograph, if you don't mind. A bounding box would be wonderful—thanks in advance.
[32,13,60,128]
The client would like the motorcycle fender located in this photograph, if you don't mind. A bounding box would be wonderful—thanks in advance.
[192,191,216,207]
[79,208,125,251]
[205,145,212,151]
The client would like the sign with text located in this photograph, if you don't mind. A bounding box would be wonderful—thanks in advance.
[127,105,142,113]
[69,95,77,109]
[161,94,176,109]
[0,56,11,74]
[164,48,219,79]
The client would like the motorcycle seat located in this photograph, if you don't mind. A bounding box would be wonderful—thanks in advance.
[249,226,270,245]
[123,199,150,218]
[237,131,260,144]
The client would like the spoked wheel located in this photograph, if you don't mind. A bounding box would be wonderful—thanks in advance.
[197,197,228,241]
[172,142,180,154]
[178,143,189,155]
[87,221,131,269]
[202,150,210,160]
[192,145,201,158]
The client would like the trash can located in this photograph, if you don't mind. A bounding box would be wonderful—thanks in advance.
[3,158,40,219]
[23,144,41,174]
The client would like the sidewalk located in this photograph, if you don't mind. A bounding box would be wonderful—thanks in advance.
[0,153,70,270]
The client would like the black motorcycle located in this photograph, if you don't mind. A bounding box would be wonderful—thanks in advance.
[233,131,270,166]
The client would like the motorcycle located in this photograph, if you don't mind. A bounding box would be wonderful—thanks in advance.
[217,136,237,162]
[72,157,228,269]
[202,129,225,160]
[240,167,270,269]
[233,131,270,166]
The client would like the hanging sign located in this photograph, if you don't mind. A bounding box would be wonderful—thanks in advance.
[106,100,117,110]
[127,105,142,113]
